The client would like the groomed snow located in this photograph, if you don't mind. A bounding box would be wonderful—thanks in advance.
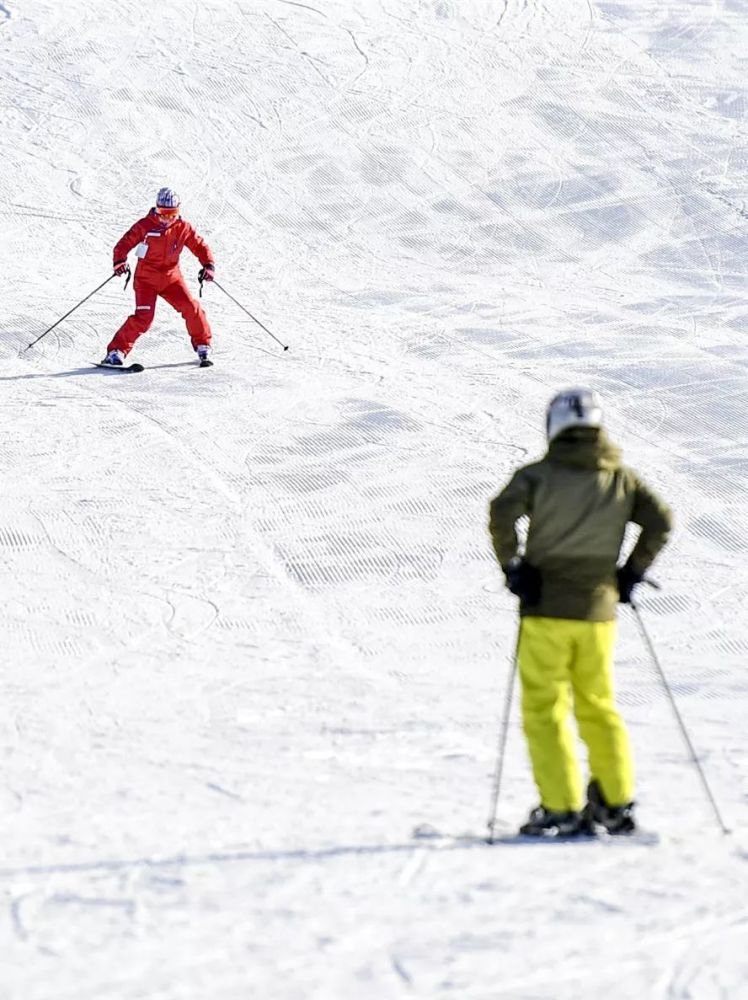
[1,1,746,997]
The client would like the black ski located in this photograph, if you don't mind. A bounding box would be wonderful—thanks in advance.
[199,358,213,368]
[411,822,660,847]
[93,362,145,373]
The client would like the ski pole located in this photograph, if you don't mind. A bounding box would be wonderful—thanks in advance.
[486,625,521,843]
[203,276,289,352]
[23,269,129,352]
[630,600,730,835]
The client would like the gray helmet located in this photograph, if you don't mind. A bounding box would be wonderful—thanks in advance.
[546,387,603,442]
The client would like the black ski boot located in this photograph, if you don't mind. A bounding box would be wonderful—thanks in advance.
[519,806,589,838]
[584,779,636,834]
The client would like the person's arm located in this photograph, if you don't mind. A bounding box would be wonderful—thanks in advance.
[113,218,147,271]
[184,226,214,269]
[488,468,533,569]
[626,476,673,574]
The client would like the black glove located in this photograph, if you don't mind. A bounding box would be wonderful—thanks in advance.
[198,263,215,283]
[504,559,542,606]
[113,260,128,276]
[616,564,644,604]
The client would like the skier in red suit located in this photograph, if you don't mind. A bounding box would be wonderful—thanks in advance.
[104,188,215,366]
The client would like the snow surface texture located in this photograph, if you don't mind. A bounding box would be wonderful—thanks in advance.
[2,1,747,997]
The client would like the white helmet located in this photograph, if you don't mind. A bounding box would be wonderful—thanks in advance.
[156,186,180,208]
[546,387,603,442]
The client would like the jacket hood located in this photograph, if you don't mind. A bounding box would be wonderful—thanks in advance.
[546,426,621,471]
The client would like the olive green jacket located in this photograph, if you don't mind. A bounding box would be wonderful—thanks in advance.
[488,427,673,621]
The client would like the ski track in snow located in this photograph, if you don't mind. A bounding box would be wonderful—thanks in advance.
[1,0,747,997]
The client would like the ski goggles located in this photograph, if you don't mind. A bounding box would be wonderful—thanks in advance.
[155,204,180,219]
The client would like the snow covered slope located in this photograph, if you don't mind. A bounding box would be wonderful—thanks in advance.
[1,1,746,997]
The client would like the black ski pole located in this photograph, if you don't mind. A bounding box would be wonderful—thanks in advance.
[486,626,521,843]
[23,269,129,352]
[202,275,289,352]
[630,600,730,835]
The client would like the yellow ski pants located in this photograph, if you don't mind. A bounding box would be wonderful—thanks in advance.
[518,616,634,813]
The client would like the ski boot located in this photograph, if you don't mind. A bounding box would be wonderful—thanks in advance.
[102,349,124,366]
[519,805,589,838]
[196,344,212,367]
[583,779,636,835]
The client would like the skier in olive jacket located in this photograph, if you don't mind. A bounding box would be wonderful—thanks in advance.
[489,388,672,837]
[103,187,215,366]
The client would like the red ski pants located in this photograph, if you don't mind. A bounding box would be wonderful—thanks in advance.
[108,270,212,356]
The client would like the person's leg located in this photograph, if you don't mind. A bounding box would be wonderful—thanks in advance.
[107,279,158,355]
[570,620,634,806]
[160,273,212,349]
[518,617,584,813]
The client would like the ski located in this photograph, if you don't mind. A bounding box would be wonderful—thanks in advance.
[93,362,145,373]
[93,360,212,372]
[411,822,660,847]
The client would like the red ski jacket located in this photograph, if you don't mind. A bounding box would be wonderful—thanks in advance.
[113,209,214,278]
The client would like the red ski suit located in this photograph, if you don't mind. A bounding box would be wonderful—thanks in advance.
[108,209,215,356]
